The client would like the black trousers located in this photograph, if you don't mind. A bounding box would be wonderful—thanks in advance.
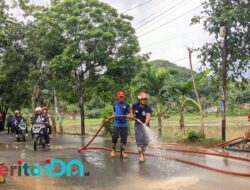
[112,127,128,146]
[0,122,4,131]
[7,123,13,133]
[42,127,50,144]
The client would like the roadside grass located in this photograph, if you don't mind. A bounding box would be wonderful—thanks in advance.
[58,113,250,145]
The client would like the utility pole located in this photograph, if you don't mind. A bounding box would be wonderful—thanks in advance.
[187,48,204,134]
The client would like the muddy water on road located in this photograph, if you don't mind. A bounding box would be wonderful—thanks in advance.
[0,134,249,190]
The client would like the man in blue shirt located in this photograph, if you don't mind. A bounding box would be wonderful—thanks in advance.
[110,90,131,158]
[132,92,152,162]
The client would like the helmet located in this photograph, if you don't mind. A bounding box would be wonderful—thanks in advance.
[116,90,125,98]
[35,107,42,112]
[15,110,20,114]
[42,106,48,111]
[137,92,149,100]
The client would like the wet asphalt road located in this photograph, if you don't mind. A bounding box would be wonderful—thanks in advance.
[0,133,249,190]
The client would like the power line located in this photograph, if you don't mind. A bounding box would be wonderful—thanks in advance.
[135,0,188,31]
[138,4,202,38]
[134,0,171,25]
[136,1,191,34]
[141,30,200,48]
[121,0,153,14]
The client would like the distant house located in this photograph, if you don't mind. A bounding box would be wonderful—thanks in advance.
[205,106,218,113]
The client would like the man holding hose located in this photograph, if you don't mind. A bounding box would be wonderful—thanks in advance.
[110,90,131,158]
[132,92,152,162]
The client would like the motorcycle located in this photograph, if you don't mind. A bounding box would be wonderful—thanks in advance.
[32,123,46,151]
[16,122,27,142]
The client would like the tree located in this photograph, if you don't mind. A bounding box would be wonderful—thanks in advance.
[188,48,205,135]
[179,95,200,135]
[133,65,171,137]
[32,0,141,135]
[191,0,250,140]
[0,0,31,116]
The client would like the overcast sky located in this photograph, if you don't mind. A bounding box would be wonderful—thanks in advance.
[12,0,213,71]
[100,0,213,71]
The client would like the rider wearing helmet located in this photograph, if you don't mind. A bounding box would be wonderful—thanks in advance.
[110,90,131,158]
[42,106,52,136]
[32,107,50,146]
[132,92,152,162]
[14,111,26,137]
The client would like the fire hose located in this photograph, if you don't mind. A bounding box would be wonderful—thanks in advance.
[78,115,250,177]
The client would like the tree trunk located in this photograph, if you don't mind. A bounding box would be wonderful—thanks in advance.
[188,48,204,135]
[179,102,185,135]
[58,111,63,134]
[31,84,39,112]
[157,98,162,137]
[79,94,85,136]
[51,88,57,134]
[180,111,185,135]
[222,27,228,141]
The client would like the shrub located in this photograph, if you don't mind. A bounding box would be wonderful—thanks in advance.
[187,129,204,142]
[86,109,101,118]
[101,104,114,136]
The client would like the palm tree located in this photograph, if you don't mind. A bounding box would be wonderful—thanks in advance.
[179,95,200,134]
[133,65,171,137]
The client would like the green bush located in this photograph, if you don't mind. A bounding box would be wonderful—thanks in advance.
[187,129,204,142]
[86,109,101,118]
[101,104,114,136]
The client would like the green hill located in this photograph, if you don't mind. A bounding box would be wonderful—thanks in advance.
[149,59,192,81]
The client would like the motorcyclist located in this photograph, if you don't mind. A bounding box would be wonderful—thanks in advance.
[14,111,27,137]
[42,106,52,137]
[32,107,50,146]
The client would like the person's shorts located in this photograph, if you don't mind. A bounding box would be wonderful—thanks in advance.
[134,123,149,146]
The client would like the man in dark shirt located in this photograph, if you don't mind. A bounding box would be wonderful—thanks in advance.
[132,92,152,162]
[6,113,14,134]
[14,111,27,136]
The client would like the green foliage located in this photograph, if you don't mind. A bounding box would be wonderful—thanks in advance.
[101,104,114,136]
[191,0,250,88]
[0,0,31,111]
[187,129,205,142]
[28,0,143,134]
[87,109,102,119]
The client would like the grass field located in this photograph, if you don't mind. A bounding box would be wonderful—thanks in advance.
[58,113,250,143]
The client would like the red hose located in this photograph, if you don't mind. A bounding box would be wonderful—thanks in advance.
[160,137,244,148]
[84,146,250,177]
[78,115,250,177]
[78,115,136,152]
[148,146,250,163]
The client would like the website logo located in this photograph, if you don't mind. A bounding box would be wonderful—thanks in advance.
[0,159,90,177]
